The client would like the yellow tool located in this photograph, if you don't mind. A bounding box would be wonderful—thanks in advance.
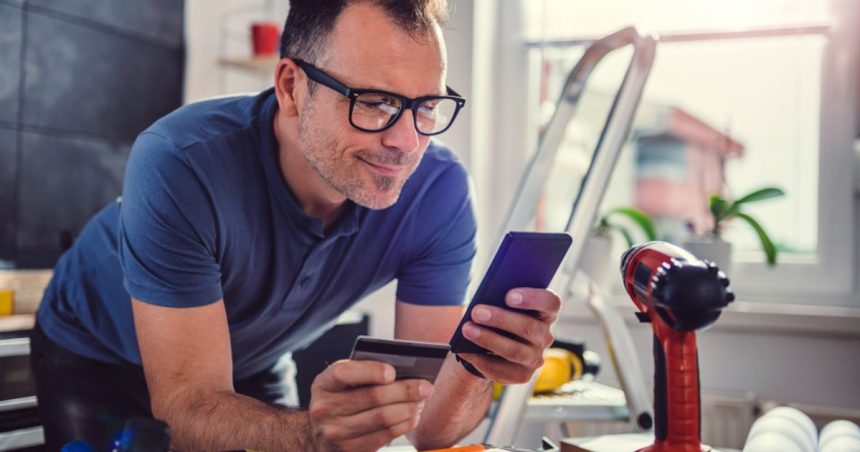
[491,346,599,397]
[0,290,13,316]
[534,348,574,393]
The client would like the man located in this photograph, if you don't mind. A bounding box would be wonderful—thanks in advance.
[32,0,561,450]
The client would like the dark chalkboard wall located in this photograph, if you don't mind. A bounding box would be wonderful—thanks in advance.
[0,0,184,268]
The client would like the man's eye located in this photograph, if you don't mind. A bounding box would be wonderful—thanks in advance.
[357,100,399,116]
[358,94,397,107]
[358,100,385,108]
[418,103,438,115]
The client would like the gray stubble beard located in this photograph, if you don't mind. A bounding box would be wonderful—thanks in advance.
[297,111,407,210]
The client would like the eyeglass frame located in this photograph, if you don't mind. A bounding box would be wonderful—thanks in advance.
[291,58,466,136]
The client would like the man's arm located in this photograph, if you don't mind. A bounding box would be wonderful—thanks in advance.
[396,288,561,450]
[132,298,315,451]
[133,298,430,451]
[395,301,492,448]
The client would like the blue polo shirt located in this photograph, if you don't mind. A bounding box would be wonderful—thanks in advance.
[36,89,476,380]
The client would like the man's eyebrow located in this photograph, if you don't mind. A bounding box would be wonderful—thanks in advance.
[358,86,449,98]
[420,86,448,98]
[340,69,447,97]
[348,76,447,97]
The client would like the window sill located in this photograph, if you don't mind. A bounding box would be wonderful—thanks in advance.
[560,294,860,339]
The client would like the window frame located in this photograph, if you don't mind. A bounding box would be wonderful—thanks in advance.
[477,1,858,307]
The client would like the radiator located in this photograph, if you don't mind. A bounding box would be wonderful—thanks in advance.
[561,390,759,450]
[562,393,860,450]
[700,391,759,449]
[758,400,860,432]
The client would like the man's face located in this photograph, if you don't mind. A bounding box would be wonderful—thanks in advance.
[295,3,447,210]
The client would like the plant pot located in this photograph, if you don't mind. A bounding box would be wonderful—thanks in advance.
[681,235,733,276]
[580,233,614,291]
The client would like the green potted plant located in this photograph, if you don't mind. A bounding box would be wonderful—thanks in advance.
[595,207,658,248]
[584,207,657,289]
[684,186,785,273]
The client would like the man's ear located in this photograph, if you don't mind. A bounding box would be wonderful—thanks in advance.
[274,58,301,117]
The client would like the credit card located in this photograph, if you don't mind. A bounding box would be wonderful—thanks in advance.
[349,336,450,383]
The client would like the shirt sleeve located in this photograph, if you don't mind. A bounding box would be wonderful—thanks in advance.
[118,132,223,307]
[395,161,477,306]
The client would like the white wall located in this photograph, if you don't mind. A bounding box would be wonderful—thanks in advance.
[184,0,289,103]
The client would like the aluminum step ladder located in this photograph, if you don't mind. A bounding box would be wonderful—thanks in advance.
[483,26,658,447]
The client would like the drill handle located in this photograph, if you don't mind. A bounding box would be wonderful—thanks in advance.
[651,326,701,451]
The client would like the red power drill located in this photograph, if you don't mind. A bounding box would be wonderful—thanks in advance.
[620,241,734,452]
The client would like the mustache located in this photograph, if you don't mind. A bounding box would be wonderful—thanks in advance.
[355,149,416,166]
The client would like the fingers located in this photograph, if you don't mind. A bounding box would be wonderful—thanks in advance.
[503,288,561,322]
[469,305,554,351]
[334,416,421,452]
[464,288,560,358]
[323,400,426,441]
[461,320,546,369]
[456,288,561,384]
[309,365,431,452]
[457,352,533,385]
[324,378,433,416]
[313,359,395,392]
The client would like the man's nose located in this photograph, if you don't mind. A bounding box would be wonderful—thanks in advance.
[381,109,421,152]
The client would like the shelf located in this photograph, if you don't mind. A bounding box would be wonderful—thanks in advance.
[524,380,630,422]
[0,396,37,413]
[0,426,43,450]
[219,56,279,73]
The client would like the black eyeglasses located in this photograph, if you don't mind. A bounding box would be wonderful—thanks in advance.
[293,59,466,136]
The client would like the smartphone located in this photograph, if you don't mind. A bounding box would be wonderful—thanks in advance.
[350,336,450,383]
[449,231,572,354]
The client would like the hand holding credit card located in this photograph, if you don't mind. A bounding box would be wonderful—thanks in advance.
[349,336,450,383]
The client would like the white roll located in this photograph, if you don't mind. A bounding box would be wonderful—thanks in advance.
[820,420,860,452]
[744,406,818,452]
[744,431,809,452]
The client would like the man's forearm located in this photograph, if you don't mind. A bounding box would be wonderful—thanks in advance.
[157,388,313,451]
[408,354,493,449]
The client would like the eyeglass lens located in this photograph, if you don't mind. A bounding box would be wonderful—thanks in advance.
[351,92,458,135]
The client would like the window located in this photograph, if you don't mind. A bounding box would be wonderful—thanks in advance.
[507,0,858,305]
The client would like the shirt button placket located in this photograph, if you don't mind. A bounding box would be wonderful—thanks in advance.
[286,244,325,307]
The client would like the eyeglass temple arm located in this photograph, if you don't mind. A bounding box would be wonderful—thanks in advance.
[293,59,351,97]
[446,86,465,101]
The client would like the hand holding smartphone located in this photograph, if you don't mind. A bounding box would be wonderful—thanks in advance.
[449,231,572,354]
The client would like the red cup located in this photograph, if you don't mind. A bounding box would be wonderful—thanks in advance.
[251,22,281,56]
